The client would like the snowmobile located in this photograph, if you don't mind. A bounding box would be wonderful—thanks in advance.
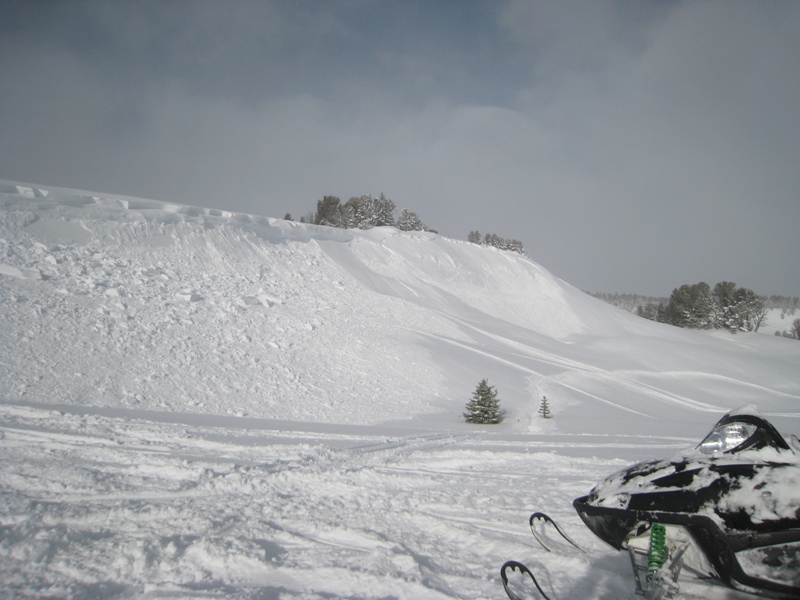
[502,405,800,599]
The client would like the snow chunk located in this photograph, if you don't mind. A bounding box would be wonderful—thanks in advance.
[0,263,42,280]
[177,291,204,302]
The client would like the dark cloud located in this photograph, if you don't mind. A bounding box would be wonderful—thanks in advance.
[1,0,797,296]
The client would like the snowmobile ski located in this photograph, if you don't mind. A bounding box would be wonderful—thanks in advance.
[500,513,582,599]
[529,511,585,553]
[502,515,682,599]
[501,560,552,600]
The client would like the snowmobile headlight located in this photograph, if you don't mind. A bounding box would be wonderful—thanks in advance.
[698,422,758,454]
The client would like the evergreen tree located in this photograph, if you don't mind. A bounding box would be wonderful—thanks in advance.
[713,281,737,315]
[637,302,661,321]
[355,193,396,228]
[342,197,361,228]
[731,287,766,332]
[505,239,526,254]
[714,281,738,330]
[713,282,765,332]
[664,282,715,328]
[397,208,429,232]
[483,233,501,248]
[314,195,341,225]
[374,193,396,227]
[463,379,505,424]
[355,195,377,228]
[538,396,552,419]
[337,203,357,229]
[479,232,526,255]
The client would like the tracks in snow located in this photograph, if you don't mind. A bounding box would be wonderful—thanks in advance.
[0,402,688,599]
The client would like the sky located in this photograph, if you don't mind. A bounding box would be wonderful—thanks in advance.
[1,0,798,297]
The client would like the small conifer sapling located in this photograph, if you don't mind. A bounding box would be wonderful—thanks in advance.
[538,395,552,419]
[464,378,505,424]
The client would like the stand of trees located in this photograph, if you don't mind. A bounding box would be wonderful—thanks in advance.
[634,281,768,333]
[468,230,526,255]
[288,194,530,256]
[294,194,434,233]
[594,289,800,339]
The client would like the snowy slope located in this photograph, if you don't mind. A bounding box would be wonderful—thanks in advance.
[1,180,798,599]
[2,179,797,437]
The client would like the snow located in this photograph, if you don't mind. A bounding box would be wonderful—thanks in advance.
[759,307,800,338]
[1,179,798,598]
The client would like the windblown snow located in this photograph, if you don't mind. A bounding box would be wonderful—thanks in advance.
[1,180,798,599]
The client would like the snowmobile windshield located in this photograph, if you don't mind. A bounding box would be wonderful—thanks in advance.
[695,410,792,455]
[698,421,758,454]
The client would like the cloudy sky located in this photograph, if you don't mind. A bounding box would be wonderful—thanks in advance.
[1,1,798,296]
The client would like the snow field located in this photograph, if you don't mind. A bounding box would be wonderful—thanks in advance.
[0,402,759,599]
[0,403,657,599]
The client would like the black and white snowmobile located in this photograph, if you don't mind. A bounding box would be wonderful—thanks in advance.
[502,405,800,599]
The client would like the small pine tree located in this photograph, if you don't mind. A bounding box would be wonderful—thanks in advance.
[397,208,429,232]
[464,378,505,424]
[538,395,552,419]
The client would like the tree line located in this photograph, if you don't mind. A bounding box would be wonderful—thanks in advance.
[285,194,526,255]
[287,194,434,233]
[467,230,526,255]
[589,292,669,313]
[634,281,775,334]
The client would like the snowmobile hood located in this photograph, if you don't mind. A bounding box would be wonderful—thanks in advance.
[573,406,800,597]
[574,406,800,548]
[575,408,799,543]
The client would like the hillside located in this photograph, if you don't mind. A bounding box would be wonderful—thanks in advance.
[2,179,797,438]
[1,180,799,599]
